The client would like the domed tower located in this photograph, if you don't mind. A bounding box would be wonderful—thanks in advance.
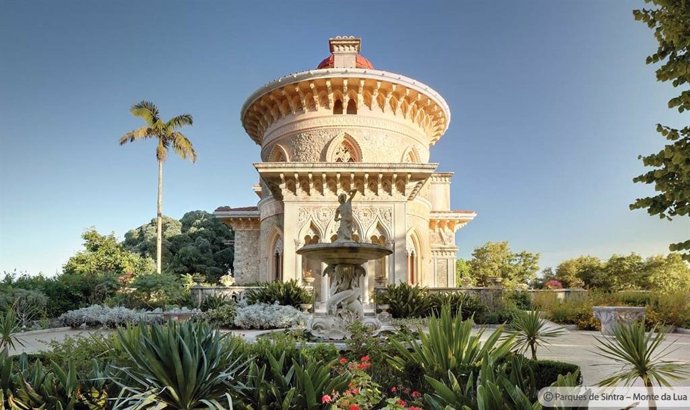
[216,37,475,303]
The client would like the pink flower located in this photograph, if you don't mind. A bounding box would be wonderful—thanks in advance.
[349,405,360,410]
[411,390,422,398]
[409,407,422,410]
[397,399,407,407]
[390,386,397,393]
[321,394,332,404]
[361,355,370,362]
[339,357,348,365]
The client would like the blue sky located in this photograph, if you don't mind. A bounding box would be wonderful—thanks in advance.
[1,0,688,276]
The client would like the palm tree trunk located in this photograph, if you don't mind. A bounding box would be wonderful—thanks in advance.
[156,159,163,274]
[644,378,657,410]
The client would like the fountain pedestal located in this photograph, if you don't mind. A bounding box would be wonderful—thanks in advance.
[297,240,392,339]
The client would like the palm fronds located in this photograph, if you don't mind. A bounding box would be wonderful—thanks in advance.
[595,321,689,387]
[509,310,565,360]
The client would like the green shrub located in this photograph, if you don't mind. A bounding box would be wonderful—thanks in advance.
[428,292,487,320]
[200,294,231,311]
[646,291,690,328]
[246,279,311,308]
[528,360,582,390]
[205,303,237,328]
[125,273,189,309]
[374,283,432,318]
[507,290,533,310]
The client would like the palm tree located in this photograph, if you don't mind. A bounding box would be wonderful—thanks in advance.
[509,309,564,360]
[595,321,689,409]
[120,101,196,273]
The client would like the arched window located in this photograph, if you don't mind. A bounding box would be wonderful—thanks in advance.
[325,133,362,163]
[333,100,343,114]
[346,99,357,114]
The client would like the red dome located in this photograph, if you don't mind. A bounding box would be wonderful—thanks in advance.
[317,54,374,69]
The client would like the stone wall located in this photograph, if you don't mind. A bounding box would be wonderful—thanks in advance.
[233,229,260,284]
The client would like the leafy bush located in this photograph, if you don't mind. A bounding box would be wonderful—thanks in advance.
[205,303,237,328]
[200,293,232,311]
[125,273,189,309]
[507,290,533,310]
[375,283,433,318]
[246,279,311,308]
[528,359,582,390]
[233,303,307,329]
[428,292,487,320]
[388,305,515,389]
[58,305,163,328]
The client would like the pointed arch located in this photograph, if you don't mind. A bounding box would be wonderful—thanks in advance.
[268,144,289,162]
[267,228,284,282]
[401,146,420,163]
[299,221,322,245]
[324,133,363,163]
[407,230,422,285]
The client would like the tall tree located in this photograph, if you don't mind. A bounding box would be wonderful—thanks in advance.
[630,0,690,260]
[468,241,539,289]
[120,101,196,273]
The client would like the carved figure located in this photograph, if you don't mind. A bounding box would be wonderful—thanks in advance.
[334,190,357,241]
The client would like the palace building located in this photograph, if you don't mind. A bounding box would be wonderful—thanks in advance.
[215,36,476,304]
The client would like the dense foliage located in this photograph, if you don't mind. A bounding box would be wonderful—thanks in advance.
[124,210,234,281]
[544,253,690,292]
[245,279,312,308]
[468,241,540,289]
[630,0,690,261]
[534,290,690,330]
[1,316,583,409]
[375,283,518,324]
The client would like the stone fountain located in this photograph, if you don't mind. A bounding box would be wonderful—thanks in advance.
[297,190,392,339]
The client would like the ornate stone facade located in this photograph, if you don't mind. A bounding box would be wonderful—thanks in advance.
[215,37,476,305]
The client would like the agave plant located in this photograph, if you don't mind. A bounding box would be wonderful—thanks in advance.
[246,279,311,308]
[595,321,689,409]
[509,310,565,360]
[112,320,247,409]
[388,304,515,385]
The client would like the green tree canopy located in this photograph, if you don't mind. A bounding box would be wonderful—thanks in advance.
[468,241,540,289]
[555,256,604,288]
[123,211,234,281]
[631,0,690,260]
[64,228,155,276]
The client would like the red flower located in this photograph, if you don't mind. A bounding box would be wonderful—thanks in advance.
[339,357,348,365]
[349,405,360,410]
[357,362,371,370]
[348,388,360,395]
[361,355,370,362]
[396,399,407,407]
[321,394,332,404]
[411,390,422,398]
[390,386,397,393]
[409,407,422,410]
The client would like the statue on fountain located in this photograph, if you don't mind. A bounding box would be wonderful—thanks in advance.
[334,189,357,241]
[296,189,392,339]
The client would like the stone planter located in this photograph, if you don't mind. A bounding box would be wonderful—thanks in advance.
[592,306,645,335]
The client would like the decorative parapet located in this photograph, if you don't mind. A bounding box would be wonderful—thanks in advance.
[214,207,260,230]
[254,162,437,201]
[241,69,450,146]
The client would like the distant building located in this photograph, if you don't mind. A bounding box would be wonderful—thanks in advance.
[215,36,475,304]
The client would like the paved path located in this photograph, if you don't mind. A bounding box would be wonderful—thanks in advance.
[8,326,690,386]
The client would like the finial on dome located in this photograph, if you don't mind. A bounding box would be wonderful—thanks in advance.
[329,36,361,68]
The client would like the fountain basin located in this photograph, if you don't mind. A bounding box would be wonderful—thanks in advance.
[296,241,392,265]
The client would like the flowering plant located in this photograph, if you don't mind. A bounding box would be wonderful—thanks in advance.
[323,356,383,410]
[218,274,235,287]
[544,279,563,289]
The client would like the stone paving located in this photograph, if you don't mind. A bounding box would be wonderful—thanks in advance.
[8,325,690,387]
